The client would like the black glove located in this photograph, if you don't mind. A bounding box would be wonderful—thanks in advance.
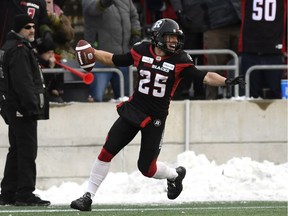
[225,75,246,88]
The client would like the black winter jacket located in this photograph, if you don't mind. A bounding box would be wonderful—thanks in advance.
[170,0,241,32]
[2,31,49,120]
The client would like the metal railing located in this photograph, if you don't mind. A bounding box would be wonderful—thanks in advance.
[128,66,133,95]
[43,49,240,100]
[42,67,125,98]
[186,49,240,97]
[245,65,288,98]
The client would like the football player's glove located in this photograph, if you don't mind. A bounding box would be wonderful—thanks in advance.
[225,75,246,88]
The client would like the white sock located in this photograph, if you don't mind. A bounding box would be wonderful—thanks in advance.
[152,161,178,180]
[86,158,110,199]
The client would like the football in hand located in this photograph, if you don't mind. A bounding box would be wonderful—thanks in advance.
[75,40,96,72]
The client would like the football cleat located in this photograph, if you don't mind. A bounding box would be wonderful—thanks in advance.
[167,166,186,200]
[70,192,92,211]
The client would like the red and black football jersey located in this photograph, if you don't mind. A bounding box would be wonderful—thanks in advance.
[114,41,207,118]
[239,0,287,54]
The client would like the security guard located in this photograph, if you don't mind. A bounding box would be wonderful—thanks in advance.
[0,14,50,206]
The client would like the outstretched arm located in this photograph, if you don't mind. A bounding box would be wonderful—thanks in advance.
[203,72,226,86]
[204,72,246,88]
[93,49,115,66]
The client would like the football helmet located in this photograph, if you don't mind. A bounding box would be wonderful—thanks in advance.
[151,18,184,55]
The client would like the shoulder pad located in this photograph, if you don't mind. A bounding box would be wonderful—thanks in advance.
[132,40,150,52]
[185,52,194,62]
[133,40,150,47]
[176,50,194,63]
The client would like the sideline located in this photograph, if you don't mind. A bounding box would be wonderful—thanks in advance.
[1,205,287,213]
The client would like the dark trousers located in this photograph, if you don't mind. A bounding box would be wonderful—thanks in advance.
[1,109,38,200]
[240,53,284,99]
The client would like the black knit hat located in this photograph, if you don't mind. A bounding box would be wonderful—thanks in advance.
[37,39,55,54]
[13,14,34,33]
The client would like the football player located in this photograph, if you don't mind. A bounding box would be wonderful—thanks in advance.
[70,18,245,211]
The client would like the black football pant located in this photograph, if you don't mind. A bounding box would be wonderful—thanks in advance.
[103,116,166,175]
[1,111,37,201]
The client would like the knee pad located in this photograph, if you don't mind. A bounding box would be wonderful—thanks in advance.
[98,147,114,162]
[138,159,157,177]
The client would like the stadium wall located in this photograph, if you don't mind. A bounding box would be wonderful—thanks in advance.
[0,100,287,189]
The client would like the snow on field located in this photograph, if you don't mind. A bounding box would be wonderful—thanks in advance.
[36,151,288,205]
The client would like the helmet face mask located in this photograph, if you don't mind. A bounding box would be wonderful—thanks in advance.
[151,18,185,55]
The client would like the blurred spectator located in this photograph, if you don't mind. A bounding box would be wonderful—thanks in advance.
[45,0,75,61]
[137,0,177,39]
[169,0,207,100]
[54,0,66,8]
[0,0,54,49]
[203,0,241,99]
[146,0,167,24]
[37,41,64,103]
[43,0,77,103]
[239,0,287,99]
[82,0,142,102]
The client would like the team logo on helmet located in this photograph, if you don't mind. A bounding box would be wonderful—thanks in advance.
[151,18,185,55]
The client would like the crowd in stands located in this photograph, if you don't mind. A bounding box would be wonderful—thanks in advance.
[82,0,141,102]
[1,0,287,102]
